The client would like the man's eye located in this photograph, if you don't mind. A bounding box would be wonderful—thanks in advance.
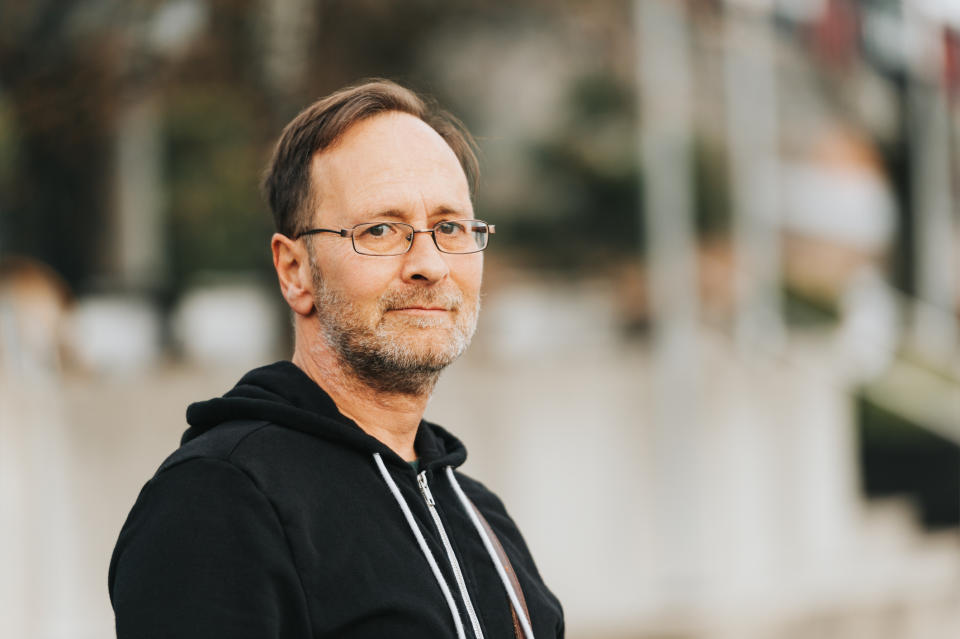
[363,223,394,238]
[436,221,464,236]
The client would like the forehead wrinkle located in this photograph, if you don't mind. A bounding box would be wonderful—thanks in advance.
[419,195,473,223]
[339,170,470,224]
[308,112,471,227]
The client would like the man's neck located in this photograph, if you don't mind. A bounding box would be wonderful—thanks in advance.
[292,346,429,462]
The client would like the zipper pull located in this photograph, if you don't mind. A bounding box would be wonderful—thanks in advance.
[417,471,435,506]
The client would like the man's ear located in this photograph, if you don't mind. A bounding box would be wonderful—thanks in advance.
[271,233,315,317]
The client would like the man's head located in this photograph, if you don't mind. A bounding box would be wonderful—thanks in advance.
[267,81,487,396]
[263,79,479,238]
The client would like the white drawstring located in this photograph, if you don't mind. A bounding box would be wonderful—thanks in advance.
[372,453,466,639]
[446,466,536,639]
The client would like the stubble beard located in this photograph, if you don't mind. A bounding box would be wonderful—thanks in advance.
[309,260,479,397]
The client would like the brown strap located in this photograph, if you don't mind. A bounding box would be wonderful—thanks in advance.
[467,500,531,639]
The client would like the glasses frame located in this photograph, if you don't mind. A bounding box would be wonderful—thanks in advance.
[295,219,495,256]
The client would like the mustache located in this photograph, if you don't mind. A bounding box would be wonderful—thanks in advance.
[379,288,463,312]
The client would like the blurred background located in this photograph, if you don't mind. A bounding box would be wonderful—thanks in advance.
[1,0,959,637]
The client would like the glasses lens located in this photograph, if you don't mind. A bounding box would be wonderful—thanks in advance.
[434,220,489,254]
[352,222,412,255]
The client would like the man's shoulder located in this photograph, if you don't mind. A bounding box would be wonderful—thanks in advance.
[153,418,354,499]
[159,419,273,473]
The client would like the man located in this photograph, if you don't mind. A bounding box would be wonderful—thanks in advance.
[108,79,564,639]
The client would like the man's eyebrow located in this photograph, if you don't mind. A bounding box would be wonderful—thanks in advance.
[429,205,468,220]
[363,206,469,223]
[358,209,406,222]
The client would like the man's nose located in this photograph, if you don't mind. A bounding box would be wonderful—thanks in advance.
[400,230,449,283]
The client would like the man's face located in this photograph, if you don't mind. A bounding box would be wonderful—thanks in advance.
[303,112,483,394]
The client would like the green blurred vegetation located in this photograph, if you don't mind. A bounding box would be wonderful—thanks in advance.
[164,88,273,291]
[503,73,641,270]
[0,98,16,211]
[0,0,655,292]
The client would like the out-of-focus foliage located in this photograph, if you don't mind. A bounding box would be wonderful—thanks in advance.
[692,135,731,238]
[506,73,640,270]
[164,88,272,290]
[0,99,17,209]
[0,0,648,293]
[0,0,180,290]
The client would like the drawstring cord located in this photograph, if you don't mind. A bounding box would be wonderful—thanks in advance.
[372,454,536,639]
[446,466,535,639]
[372,453,466,639]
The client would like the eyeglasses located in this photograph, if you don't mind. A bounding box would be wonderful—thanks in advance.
[295,219,495,256]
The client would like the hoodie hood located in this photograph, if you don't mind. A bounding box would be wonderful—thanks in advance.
[183,360,467,471]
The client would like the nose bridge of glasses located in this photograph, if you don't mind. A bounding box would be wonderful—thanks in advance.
[407,227,441,252]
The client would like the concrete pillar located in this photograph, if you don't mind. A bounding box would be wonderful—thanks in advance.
[635,0,704,608]
[113,95,166,290]
[261,0,317,104]
[906,12,959,362]
[723,0,786,356]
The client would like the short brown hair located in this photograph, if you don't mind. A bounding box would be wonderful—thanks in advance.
[262,79,479,237]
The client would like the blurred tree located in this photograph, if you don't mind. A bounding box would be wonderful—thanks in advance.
[507,73,641,270]
[164,88,272,291]
[0,0,650,290]
[0,0,120,289]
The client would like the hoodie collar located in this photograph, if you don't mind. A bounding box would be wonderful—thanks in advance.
[183,360,467,471]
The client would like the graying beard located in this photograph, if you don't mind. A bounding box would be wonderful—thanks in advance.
[325,326,446,396]
[308,253,471,396]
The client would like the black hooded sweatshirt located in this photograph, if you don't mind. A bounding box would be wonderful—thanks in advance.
[108,361,564,638]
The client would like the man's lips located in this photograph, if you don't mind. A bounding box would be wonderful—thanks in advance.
[387,306,451,313]
[379,288,463,315]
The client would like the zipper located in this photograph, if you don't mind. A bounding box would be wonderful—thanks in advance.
[418,470,485,639]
